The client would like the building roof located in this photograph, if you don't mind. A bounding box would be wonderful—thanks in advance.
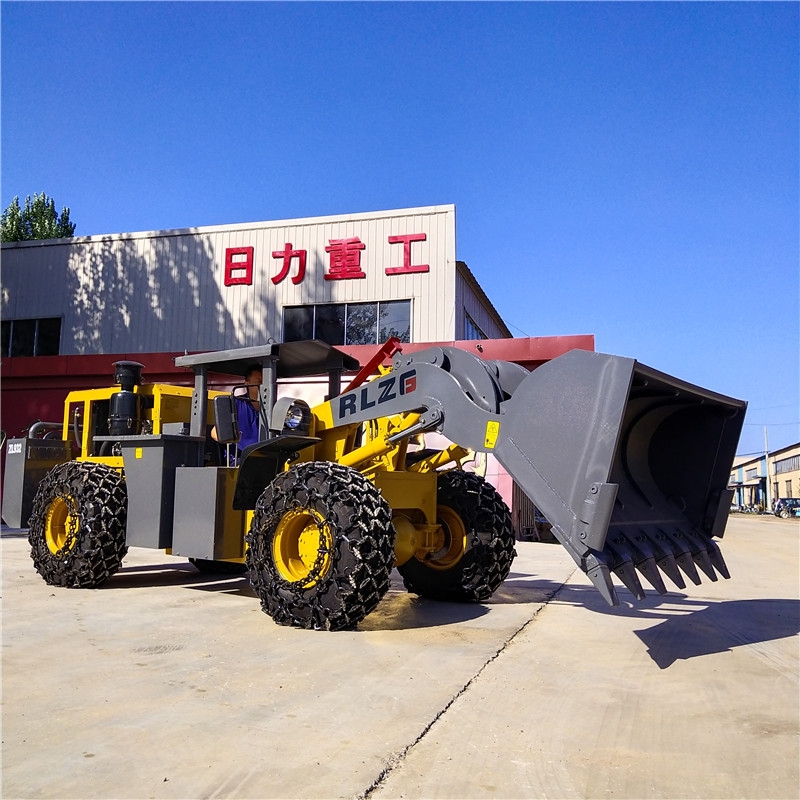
[456,261,512,338]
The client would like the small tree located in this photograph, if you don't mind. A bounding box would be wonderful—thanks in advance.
[1,193,76,242]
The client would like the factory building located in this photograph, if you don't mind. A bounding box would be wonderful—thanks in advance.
[1,204,510,357]
[1,204,594,536]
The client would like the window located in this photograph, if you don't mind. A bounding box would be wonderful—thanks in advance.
[379,300,411,343]
[1,318,62,357]
[345,303,378,346]
[464,312,487,341]
[315,304,346,345]
[284,306,314,341]
[776,455,800,474]
[284,301,411,346]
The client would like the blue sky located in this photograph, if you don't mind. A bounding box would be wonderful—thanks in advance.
[2,1,798,456]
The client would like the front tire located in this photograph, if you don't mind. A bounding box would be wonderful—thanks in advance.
[28,461,128,588]
[246,462,395,631]
[398,470,516,602]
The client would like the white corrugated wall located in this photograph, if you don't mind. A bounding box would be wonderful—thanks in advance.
[1,205,463,355]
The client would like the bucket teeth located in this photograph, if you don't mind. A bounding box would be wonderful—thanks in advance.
[606,535,645,599]
[706,539,730,579]
[615,560,646,600]
[683,530,718,582]
[660,530,702,585]
[593,524,731,606]
[641,530,685,588]
[627,535,668,594]
[585,556,619,606]
[635,556,667,595]
[655,551,686,589]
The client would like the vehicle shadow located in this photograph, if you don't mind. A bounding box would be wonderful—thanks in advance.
[630,597,800,669]
[107,561,257,597]
[359,582,491,631]
[552,582,800,669]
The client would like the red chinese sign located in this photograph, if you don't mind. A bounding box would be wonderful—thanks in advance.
[224,232,429,287]
[386,233,429,275]
[271,243,306,285]
[325,237,367,281]
[224,247,254,286]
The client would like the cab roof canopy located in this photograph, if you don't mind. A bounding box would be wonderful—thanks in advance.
[174,340,361,379]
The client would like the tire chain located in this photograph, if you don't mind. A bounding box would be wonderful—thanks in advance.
[399,470,516,602]
[28,461,128,588]
[457,471,517,600]
[246,462,395,631]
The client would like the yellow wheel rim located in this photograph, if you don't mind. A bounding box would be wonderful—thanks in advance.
[425,505,468,570]
[45,496,79,555]
[272,508,332,586]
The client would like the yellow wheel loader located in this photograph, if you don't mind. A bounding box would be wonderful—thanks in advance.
[6,338,746,630]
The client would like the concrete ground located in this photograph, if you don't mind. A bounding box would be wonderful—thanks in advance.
[2,514,798,800]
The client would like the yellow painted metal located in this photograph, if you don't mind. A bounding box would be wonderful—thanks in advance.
[372,470,438,525]
[337,414,421,470]
[392,514,439,566]
[272,508,332,585]
[62,384,224,460]
[76,456,124,469]
[423,504,468,571]
[45,495,79,554]
[408,444,471,473]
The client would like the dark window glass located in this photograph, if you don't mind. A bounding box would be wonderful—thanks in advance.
[284,306,314,342]
[315,304,346,345]
[36,318,61,356]
[379,300,411,343]
[1,321,10,357]
[10,319,36,357]
[464,313,487,340]
[346,303,378,345]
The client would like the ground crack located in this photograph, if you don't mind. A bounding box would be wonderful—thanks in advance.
[354,579,569,800]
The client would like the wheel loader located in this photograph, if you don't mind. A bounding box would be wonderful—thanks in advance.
[5,337,746,630]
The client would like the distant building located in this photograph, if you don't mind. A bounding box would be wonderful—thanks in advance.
[729,442,800,509]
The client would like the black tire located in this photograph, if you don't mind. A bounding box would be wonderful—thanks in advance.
[28,461,128,588]
[780,509,790,519]
[189,558,248,575]
[246,462,395,631]
[398,470,516,602]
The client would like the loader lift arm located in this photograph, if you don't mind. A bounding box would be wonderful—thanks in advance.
[315,345,747,606]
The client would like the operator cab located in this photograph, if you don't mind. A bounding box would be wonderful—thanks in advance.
[175,340,361,509]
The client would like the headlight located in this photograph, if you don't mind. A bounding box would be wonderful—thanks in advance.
[270,397,311,436]
[284,405,306,430]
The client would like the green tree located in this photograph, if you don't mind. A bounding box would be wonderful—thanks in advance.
[1,193,76,242]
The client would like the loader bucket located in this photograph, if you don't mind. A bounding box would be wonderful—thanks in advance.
[494,350,746,605]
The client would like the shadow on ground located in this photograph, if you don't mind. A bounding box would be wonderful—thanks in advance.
[552,582,800,669]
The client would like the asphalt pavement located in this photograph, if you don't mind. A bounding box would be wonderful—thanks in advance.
[2,514,798,800]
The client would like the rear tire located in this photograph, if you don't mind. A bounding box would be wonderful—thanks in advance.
[246,462,395,631]
[398,470,516,602]
[28,461,128,588]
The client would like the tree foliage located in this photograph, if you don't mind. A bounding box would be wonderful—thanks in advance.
[1,193,76,242]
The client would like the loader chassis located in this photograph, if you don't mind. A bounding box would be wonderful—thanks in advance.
[11,338,746,631]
